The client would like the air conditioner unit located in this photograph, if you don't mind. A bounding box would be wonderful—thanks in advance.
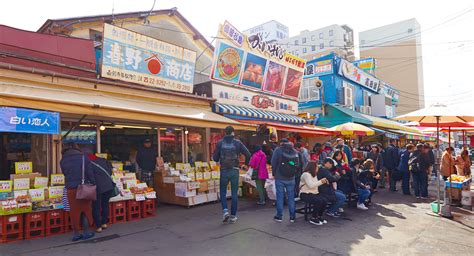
[366,106,372,115]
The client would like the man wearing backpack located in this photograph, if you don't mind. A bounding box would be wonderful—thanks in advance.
[409,144,430,199]
[213,126,251,224]
[271,138,300,223]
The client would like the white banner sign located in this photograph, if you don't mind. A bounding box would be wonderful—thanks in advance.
[338,59,381,93]
[212,83,298,114]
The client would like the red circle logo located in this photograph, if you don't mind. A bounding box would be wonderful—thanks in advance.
[147,59,161,75]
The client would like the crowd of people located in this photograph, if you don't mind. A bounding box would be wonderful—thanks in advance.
[214,126,472,226]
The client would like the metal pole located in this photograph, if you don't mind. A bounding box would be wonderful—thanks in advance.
[436,116,440,214]
[441,125,453,218]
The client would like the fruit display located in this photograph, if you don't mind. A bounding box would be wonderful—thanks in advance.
[449,175,468,182]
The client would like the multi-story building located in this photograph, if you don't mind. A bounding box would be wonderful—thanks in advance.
[243,20,289,43]
[359,18,424,114]
[279,24,354,61]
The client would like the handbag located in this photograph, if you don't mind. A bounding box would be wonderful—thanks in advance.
[91,161,120,197]
[76,156,97,201]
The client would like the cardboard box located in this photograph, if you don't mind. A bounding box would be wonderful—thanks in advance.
[207,192,218,202]
[188,181,200,190]
[192,194,207,205]
[211,171,220,180]
[197,181,208,193]
[203,171,211,181]
[175,188,196,198]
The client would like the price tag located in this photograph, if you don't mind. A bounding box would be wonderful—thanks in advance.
[28,188,45,202]
[0,180,12,192]
[135,194,145,201]
[50,174,65,185]
[176,163,184,170]
[95,153,108,159]
[14,178,30,190]
[124,173,136,180]
[145,191,156,199]
[184,163,192,170]
[14,190,28,199]
[34,177,48,188]
[15,162,33,174]
[136,183,148,189]
[48,186,64,199]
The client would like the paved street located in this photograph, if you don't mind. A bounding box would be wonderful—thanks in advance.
[1,188,472,256]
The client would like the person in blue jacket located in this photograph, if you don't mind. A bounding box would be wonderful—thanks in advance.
[398,144,415,195]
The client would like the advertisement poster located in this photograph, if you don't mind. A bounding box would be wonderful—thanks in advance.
[210,21,306,100]
[212,42,245,84]
[263,61,286,94]
[101,24,197,94]
[241,53,267,89]
[339,59,380,93]
[283,68,304,98]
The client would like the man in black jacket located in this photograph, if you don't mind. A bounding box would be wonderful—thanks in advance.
[409,144,431,199]
[384,140,400,192]
[136,138,157,187]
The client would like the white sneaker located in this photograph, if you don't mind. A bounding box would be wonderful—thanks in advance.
[357,203,368,210]
[338,208,344,213]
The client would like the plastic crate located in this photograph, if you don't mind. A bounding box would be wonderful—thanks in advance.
[141,199,156,218]
[126,200,141,221]
[0,214,23,243]
[45,210,64,236]
[24,212,45,240]
[111,201,126,224]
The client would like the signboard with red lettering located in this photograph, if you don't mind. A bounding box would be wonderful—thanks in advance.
[211,21,306,100]
[212,84,298,114]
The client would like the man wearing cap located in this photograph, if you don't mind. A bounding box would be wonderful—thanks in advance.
[136,138,157,187]
[213,126,251,224]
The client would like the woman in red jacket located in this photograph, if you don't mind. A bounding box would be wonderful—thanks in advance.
[249,146,269,205]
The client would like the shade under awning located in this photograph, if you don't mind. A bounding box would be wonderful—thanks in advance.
[238,120,333,136]
[0,82,254,131]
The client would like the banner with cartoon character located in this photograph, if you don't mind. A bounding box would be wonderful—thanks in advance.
[101,24,196,93]
[210,21,306,99]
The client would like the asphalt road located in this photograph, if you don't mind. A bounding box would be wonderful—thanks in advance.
[1,186,473,256]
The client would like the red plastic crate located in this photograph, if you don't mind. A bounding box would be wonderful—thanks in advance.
[45,210,64,236]
[24,212,45,240]
[108,202,113,224]
[0,214,23,243]
[111,201,126,224]
[126,200,141,221]
[141,199,156,218]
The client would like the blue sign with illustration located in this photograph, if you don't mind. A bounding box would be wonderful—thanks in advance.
[0,107,60,134]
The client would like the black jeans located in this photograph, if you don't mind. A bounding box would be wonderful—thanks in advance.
[92,190,113,228]
[300,193,328,218]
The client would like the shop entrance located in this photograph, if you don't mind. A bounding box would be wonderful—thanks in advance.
[0,132,51,179]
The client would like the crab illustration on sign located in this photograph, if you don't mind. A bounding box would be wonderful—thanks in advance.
[145,53,164,75]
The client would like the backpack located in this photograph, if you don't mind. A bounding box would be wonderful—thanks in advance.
[408,153,421,173]
[279,150,300,178]
[220,140,238,169]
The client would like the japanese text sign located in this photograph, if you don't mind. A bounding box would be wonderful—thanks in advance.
[0,107,60,135]
[50,174,65,185]
[34,177,49,189]
[0,180,12,193]
[101,24,197,94]
[14,162,33,174]
[48,186,64,199]
[352,58,375,71]
[304,60,333,78]
[14,178,30,190]
[210,21,306,100]
[338,59,380,93]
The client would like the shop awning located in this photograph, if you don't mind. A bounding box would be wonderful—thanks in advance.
[361,114,421,134]
[388,129,435,141]
[238,120,333,136]
[214,103,307,125]
[317,104,372,127]
[0,82,254,131]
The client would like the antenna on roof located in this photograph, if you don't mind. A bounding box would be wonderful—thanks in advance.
[111,1,115,22]
[144,0,157,24]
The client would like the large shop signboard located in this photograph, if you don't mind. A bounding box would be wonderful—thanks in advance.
[210,21,307,100]
[101,24,197,94]
[338,59,380,93]
[0,107,60,135]
[304,59,333,78]
[212,84,298,115]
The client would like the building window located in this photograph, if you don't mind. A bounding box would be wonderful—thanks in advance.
[311,35,316,41]
[311,45,316,51]
[299,78,320,102]
[295,40,299,45]
[302,37,307,44]
[319,32,323,39]
[408,28,413,33]
[329,40,334,47]
[295,50,299,55]
[329,30,333,36]
[320,43,324,49]
[303,48,307,53]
